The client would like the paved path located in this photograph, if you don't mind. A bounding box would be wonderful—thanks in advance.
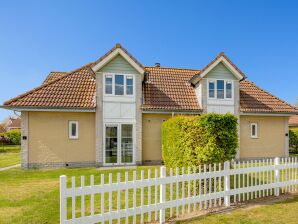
[0,164,20,171]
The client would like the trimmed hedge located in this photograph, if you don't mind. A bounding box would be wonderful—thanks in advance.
[2,129,21,145]
[290,129,298,154]
[162,113,238,168]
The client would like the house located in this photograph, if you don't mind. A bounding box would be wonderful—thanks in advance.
[0,125,5,134]
[2,44,297,168]
[289,115,298,128]
[1,116,21,131]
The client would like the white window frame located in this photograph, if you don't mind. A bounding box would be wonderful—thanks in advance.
[207,79,234,100]
[69,121,79,139]
[250,123,258,138]
[103,122,135,166]
[103,73,135,97]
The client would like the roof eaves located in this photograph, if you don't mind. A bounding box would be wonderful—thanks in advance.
[3,64,95,106]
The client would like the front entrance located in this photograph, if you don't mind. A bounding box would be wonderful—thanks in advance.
[104,123,134,165]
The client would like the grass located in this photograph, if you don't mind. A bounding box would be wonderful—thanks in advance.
[0,144,20,153]
[181,196,298,224]
[0,145,20,168]
[0,166,159,224]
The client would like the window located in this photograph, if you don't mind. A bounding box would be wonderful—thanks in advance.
[208,79,233,99]
[226,81,232,98]
[104,74,134,96]
[250,123,258,138]
[126,76,133,95]
[69,121,78,139]
[105,75,113,94]
[217,80,225,99]
[209,81,215,98]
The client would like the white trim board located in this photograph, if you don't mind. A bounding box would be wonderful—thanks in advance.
[92,48,145,74]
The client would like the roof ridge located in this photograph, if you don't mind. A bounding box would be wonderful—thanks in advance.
[145,66,200,71]
[4,63,93,106]
[242,79,297,111]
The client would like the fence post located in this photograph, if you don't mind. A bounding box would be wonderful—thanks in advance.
[160,166,166,224]
[60,175,67,224]
[274,157,280,196]
[224,161,230,207]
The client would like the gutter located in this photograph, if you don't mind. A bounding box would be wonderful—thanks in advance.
[142,108,202,115]
[240,111,298,117]
[0,106,96,113]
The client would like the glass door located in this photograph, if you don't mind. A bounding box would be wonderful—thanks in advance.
[105,125,118,164]
[104,123,134,165]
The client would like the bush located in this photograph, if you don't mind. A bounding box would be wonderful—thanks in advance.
[3,129,21,145]
[289,129,298,153]
[162,113,238,168]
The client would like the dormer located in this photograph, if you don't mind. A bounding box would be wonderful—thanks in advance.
[190,52,246,115]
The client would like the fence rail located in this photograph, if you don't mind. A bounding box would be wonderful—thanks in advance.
[60,157,298,224]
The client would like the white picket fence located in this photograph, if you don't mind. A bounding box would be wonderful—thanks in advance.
[60,157,298,224]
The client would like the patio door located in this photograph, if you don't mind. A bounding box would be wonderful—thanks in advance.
[104,124,134,165]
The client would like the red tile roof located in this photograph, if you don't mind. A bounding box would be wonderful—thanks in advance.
[7,117,21,128]
[4,66,96,109]
[43,72,67,84]
[143,66,201,111]
[289,115,298,126]
[2,45,297,114]
[240,80,297,113]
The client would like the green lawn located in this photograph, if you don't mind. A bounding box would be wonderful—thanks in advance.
[0,166,159,224]
[181,196,298,224]
[0,145,20,168]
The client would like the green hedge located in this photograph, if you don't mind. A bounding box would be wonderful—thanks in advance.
[2,130,21,145]
[162,113,238,168]
[290,129,298,153]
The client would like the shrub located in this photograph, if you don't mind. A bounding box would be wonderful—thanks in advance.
[289,129,298,153]
[3,129,21,145]
[162,113,238,168]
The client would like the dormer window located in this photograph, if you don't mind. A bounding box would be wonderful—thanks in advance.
[104,73,134,96]
[208,79,233,99]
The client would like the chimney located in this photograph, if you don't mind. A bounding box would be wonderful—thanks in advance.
[155,62,160,67]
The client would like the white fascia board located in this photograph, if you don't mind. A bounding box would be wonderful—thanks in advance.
[92,48,145,74]
[200,56,244,80]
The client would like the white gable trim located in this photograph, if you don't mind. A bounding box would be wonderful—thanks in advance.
[92,48,144,74]
[200,56,244,80]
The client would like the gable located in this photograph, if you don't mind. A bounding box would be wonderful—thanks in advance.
[204,62,238,80]
[99,54,139,74]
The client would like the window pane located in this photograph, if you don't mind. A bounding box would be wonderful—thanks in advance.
[115,75,124,95]
[217,80,224,99]
[115,75,124,85]
[105,126,118,164]
[115,85,124,95]
[71,123,76,136]
[209,81,215,98]
[105,85,112,94]
[126,85,133,95]
[226,82,232,98]
[105,76,112,94]
[121,124,133,163]
[126,77,133,95]
[126,77,133,86]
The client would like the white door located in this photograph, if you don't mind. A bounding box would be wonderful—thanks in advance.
[104,124,134,165]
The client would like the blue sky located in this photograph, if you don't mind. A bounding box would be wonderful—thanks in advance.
[0,0,298,121]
